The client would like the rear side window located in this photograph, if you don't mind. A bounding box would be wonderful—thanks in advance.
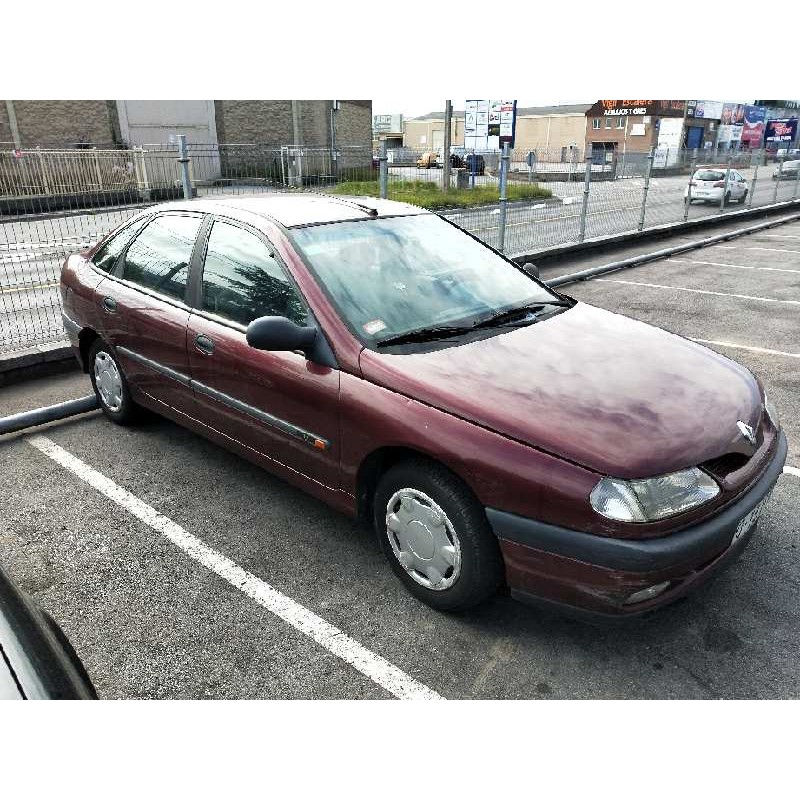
[696,170,725,181]
[91,216,149,273]
[200,220,306,327]
[121,214,203,301]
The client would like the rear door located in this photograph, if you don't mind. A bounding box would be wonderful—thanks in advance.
[105,211,206,412]
[186,216,340,489]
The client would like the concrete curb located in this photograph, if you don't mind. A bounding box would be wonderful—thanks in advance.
[0,341,78,387]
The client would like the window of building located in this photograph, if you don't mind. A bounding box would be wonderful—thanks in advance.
[200,220,307,327]
[121,214,203,301]
[592,119,601,129]
[616,117,625,129]
[605,118,612,129]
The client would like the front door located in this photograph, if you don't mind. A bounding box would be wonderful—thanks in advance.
[107,211,205,412]
[186,217,340,490]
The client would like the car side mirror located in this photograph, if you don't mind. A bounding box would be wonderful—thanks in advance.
[246,315,317,355]
[523,262,540,279]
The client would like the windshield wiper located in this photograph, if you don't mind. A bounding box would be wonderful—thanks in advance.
[471,299,573,330]
[375,325,474,348]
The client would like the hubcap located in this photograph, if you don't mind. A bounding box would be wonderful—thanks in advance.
[93,351,123,412]
[385,489,462,591]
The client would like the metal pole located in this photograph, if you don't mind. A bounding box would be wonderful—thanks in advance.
[684,148,698,222]
[579,152,592,242]
[794,157,800,200]
[176,134,192,200]
[497,142,510,253]
[719,152,733,212]
[749,152,760,208]
[442,100,452,192]
[637,147,655,232]
[773,153,784,203]
[378,139,388,199]
[330,100,338,181]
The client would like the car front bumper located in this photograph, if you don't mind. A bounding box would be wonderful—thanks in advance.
[487,431,788,619]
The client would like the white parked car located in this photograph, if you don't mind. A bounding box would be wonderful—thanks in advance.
[684,167,748,206]
[773,160,800,180]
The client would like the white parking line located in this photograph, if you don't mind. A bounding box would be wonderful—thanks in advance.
[26,434,444,701]
[667,258,800,274]
[785,466,800,478]
[688,338,800,359]
[716,245,800,254]
[757,234,800,241]
[595,278,800,305]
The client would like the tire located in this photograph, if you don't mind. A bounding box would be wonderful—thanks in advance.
[88,339,140,425]
[373,458,504,611]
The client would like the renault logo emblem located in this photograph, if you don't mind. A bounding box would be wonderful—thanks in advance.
[737,421,756,446]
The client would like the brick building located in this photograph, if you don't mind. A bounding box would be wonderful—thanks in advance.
[0,100,372,150]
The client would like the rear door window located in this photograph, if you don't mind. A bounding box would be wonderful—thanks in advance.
[696,170,725,181]
[121,214,203,302]
[91,216,150,273]
[199,219,307,327]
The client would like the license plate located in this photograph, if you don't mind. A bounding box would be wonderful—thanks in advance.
[732,495,770,544]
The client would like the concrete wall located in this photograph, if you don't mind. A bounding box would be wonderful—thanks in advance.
[403,118,465,149]
[514,114,587,155]
[116,100,217,146]
[0,100,117,148]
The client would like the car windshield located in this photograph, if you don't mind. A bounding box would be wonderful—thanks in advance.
[695,170,726,181]
[290,214,560,345]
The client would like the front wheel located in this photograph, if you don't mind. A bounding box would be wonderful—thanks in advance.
[373,459,504,611]
[88,340,141,425]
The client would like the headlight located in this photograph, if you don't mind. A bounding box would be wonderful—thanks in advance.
[764,392,781,430]
[590,467,720,523]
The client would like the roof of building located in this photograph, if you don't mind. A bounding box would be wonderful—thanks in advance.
[149,194,426,228]
[407,103,592,121]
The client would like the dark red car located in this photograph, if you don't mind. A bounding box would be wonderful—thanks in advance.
[60,195,786,618]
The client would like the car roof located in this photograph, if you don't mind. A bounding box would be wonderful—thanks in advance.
[144,193,428,228]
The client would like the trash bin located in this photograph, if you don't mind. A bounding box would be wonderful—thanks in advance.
[454,168,469,189]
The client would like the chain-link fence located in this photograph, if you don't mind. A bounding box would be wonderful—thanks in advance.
[2,138,799,353]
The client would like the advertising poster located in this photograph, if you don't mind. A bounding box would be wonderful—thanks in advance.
[741,105,766,149]
[465,100,515,151]
[687,100,724,120]
[721,103,745,126]
[765,118,799,146]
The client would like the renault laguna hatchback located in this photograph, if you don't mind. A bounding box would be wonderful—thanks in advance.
[60,195,786,618]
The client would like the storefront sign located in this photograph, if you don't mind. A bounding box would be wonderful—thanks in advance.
[587,100,685,118]
[465,99,516,150]
[687,100,724,120]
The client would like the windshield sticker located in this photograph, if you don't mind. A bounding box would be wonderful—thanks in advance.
[363,319,387,336]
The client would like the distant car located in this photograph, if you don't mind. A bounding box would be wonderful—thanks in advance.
[684,167,748,205]
[0,565,96,699]
[772,148,800,163]
[773,160,800,179]
[416,151,439,169]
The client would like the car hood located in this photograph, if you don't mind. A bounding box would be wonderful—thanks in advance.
[359,303,762,478]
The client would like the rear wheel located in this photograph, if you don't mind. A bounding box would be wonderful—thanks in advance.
[373,459,504,611]
[88,340,140,425]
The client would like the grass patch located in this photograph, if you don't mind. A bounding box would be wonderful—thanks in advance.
[328,179,551,210]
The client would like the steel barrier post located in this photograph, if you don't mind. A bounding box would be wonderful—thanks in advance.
[749,151,760,208]
[774,154,784,203]
[579,153,592,242]
[176,134,193,201]
[378,139,388,199]
[637,147,655,232]
[684,149,698,222]
[794,159,800,200]
[497,142,510,253]
[719,153,733,212]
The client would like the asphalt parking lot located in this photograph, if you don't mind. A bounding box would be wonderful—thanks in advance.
[1,219,798,699]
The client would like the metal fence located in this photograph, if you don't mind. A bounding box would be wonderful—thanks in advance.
[1,138,799,354]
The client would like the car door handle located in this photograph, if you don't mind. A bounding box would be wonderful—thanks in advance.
[102,296,117,312]
[195,333,215,355]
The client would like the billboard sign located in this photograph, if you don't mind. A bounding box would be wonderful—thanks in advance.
[721,103,745,126]
[765,118,799,145]
[740,105,767,148]
[373,114,403,133]
[465,100,516,150]
[587,99,685,118]
[687,100,724,120]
